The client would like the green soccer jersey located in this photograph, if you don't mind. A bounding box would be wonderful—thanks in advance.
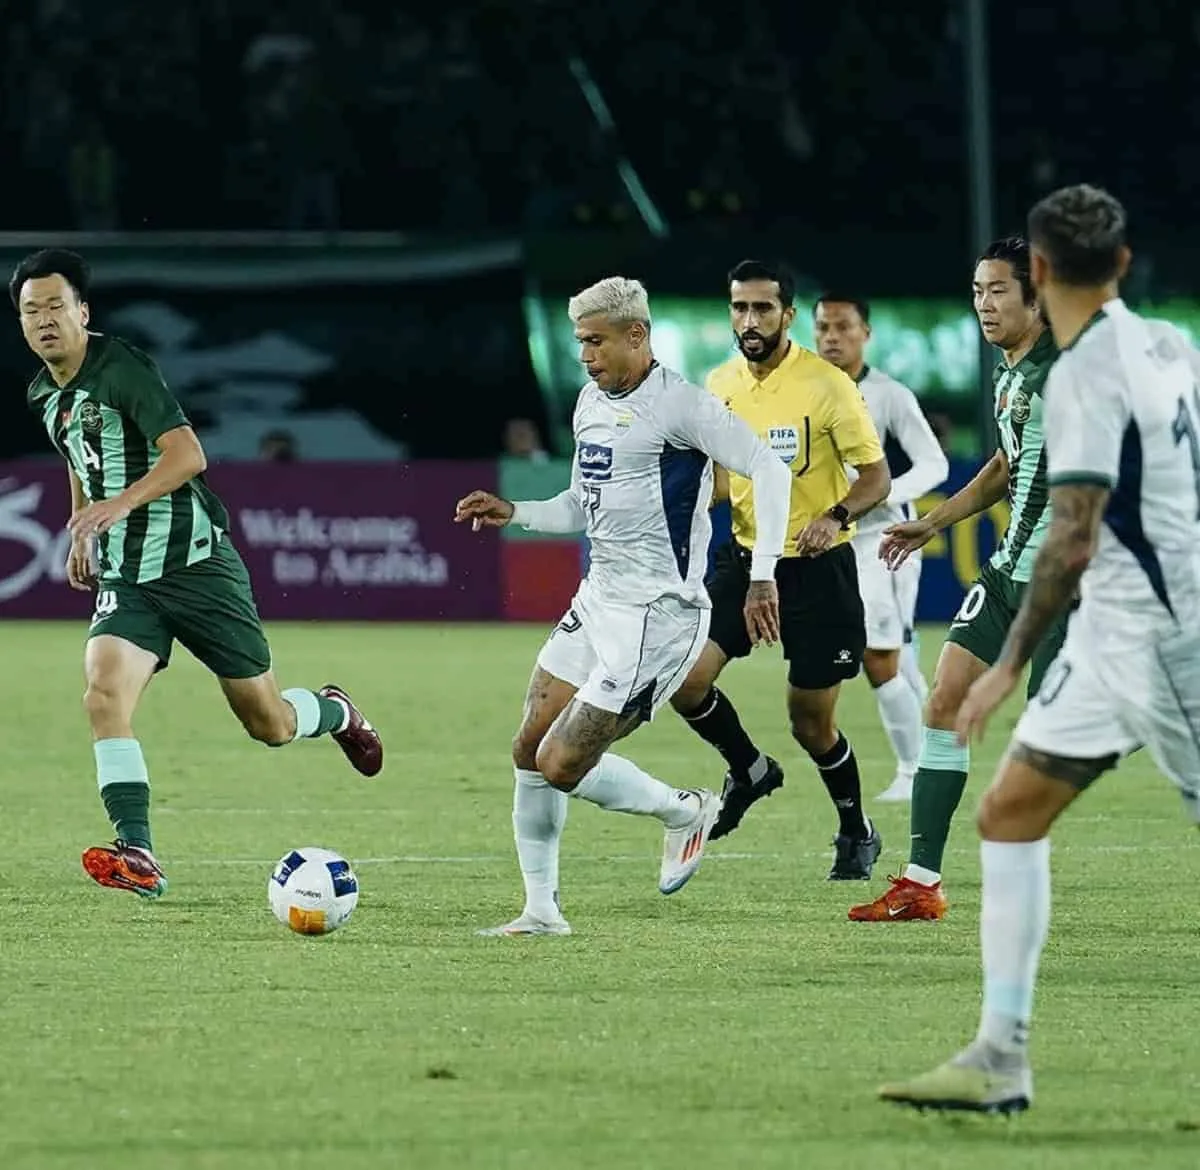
[988,328,1059,583]
[27,333,230,585]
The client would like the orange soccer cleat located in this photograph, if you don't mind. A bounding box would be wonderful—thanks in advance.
[848,874,946,922]
[82,840,167,899]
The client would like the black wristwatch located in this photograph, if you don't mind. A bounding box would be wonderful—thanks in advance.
[826,503,851,530]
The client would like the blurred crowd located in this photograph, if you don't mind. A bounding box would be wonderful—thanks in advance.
[3,0,1196,237]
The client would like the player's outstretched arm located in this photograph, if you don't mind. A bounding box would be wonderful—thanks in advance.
[455,486,586,535]
[923,449,1009,533]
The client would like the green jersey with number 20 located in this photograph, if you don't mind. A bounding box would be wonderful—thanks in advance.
[27,333,230,586]
[988,328,1059,583]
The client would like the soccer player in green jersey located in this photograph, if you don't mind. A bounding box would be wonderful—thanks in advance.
[849,236,1069,922]
[11,248,384,899]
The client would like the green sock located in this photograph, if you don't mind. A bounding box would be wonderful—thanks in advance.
[281,688,348,740]
[95,738,152,851]
[908,727,970,874]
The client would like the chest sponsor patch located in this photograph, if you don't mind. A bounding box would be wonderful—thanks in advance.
[78,399,103,435]
[578,442,614,481]
[767,425,799,464]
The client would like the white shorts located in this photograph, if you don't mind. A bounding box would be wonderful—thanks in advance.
[852,530,921,651]
[1015,605,1200,804]
[536,580,710,720]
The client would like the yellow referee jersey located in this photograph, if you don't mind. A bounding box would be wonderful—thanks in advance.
[706,342,884,555]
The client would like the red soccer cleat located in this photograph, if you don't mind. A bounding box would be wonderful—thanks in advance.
[319,684,383,777]
[82,840,167,898]
[848,875,947,922]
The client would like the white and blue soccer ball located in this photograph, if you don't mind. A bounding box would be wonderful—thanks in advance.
[268,846,359,935]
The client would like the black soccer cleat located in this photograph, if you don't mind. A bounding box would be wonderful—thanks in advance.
[710,757,784,842]
[827,823,883,880]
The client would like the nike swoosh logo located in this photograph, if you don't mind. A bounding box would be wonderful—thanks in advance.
[888,905,907,917]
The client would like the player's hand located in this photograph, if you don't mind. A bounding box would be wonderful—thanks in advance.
[65,536,97,592]
[955,662,1020,746]
[454,490,514,531]
[795,516,840,557]
[743,579,780,646]
[879,518,936,570]
[68,498,131,541]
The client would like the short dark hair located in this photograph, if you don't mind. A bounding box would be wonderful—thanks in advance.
[1027,184,1127,287]
[8,248,91,310]
[813,293,871,325]
[975,236,1035,305]
[727,259,796,307]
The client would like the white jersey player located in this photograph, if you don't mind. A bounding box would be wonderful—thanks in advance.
[881,185,1200,1115]
[455,276,791,937]
[814,296,948,801]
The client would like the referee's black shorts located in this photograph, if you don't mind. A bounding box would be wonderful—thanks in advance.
[706,539,866,690]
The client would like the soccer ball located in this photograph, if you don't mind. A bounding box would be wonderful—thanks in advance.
[268,846,359,935]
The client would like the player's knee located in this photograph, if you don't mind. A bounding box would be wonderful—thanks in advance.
[788,707,836,755]
[534,739,584,791]
[511,729,541,773]
[82,680,126,730]
[863,649,898,688]
[925,675,966,730]
[975,786,1014,840]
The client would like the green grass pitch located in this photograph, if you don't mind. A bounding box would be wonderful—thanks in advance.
[2,621,1199,1170]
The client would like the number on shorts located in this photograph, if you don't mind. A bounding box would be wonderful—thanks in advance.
[1035,659,1072,705]
[91,589,118,625]
[1172,389,1200,519]
[953,582,986,624]
[555,607,582,635]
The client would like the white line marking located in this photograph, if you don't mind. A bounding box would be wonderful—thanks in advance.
[172,843,1191,867]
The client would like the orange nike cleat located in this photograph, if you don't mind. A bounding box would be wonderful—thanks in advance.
[848,875,946,922]
[82,840,167,899]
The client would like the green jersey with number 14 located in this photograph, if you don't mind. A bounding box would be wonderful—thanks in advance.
[988,328,1059,583]
[27,333,229,586]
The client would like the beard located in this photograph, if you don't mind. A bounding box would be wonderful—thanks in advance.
[736,327,786,364]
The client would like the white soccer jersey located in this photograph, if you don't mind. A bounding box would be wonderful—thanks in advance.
[1044,299,1200,624]
[853,367,949,532]
[512,363,791,606]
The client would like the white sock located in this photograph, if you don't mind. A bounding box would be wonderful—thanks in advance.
[571,753,695,829]
[903,862,941,885]
[977,838,1051,1053]
[874,675,923,775]
[512,768,568,922]
[900,641,928,703]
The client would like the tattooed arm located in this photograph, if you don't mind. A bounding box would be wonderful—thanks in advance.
[996,481,1109,671]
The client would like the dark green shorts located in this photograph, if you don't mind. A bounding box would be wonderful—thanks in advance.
[88,537,271,680]
[945,561,1070,697]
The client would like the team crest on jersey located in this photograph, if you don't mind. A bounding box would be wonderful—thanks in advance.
[78,400,103,434]
[611,407,633,429]
[768,425,799,464]
[578,442,614,481]
[1008,390,1031,424]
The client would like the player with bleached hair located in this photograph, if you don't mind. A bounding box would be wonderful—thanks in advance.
[455,276,792,935]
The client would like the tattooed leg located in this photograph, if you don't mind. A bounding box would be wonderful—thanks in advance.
[536,698,642,790]
[512,666,578,771]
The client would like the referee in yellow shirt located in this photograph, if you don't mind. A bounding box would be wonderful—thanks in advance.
[670,260,892,879]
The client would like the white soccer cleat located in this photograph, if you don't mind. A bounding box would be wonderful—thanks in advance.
[476,912,572,937]
[659,789,720,895]
[877,771,915,803]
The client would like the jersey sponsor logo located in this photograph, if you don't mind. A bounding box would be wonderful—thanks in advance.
[768,425,800,464]
[578,442,614,481]
[78,399,103,435]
